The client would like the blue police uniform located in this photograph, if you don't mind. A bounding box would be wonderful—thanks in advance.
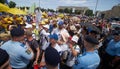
[73,50,100,69]
[1,40,33,68]
[105,39,120,56]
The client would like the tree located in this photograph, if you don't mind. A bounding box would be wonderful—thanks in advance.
[8,1,16,8]
[69,8,72,14]
[20,7,24,10]
[22,6,25,10]
[85,9,94,16]
[58,9,64,13]
[64,8,69,13]
[41,8,47,12]
[0,0,5,4]
[26,7,30,10]
[75,10,81,14]
[47,8,55,12]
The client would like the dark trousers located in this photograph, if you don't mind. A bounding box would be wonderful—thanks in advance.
[100,52,115,69]
[12,67,27,69]
[112,60,120,69]
[60,63,72,69]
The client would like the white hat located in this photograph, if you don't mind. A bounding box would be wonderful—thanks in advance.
[25,24,32,28]
[70,25,76,31]
[92,23,96,25]
[71,35,79,43]
[43,24,49,29]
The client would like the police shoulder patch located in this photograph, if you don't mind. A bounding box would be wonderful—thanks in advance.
[25,49,31,55]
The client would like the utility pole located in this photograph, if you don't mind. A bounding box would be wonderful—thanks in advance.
[39,0,40,9]
[94,0,99,16]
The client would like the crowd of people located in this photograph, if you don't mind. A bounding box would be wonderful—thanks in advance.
[0,13,120,69]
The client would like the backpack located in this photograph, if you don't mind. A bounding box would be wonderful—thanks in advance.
[39,29,44,46]
[39,29,48,47]
[61,44,79,63]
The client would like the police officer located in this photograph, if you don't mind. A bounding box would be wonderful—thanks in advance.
[103,31,120,69]
[73,35,100,69]
[1,27,34,69]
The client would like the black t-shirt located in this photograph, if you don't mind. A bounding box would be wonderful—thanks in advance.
[27,39,39,53]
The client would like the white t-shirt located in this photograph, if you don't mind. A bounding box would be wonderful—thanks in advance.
[40,29,50,50]
[52,28,70,42]
[66,45,80,67]
[54,43,62,56]
[54,43,62,69]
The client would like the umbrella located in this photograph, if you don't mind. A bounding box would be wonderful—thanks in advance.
[42,12,48,18]
[0,3,10,12]
[58,14,64,18]
[7,8,27,15]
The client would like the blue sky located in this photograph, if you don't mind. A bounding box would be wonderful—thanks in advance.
[8,0,120,11]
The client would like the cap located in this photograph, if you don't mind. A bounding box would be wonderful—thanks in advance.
[44,19,49,23]
[92,23,96,25]
[113,31,120,36]
[25,24,32,28]
[32,23,36,26]
[40,21,46,25]
[49,33,58,40]
[43,24,49,29]
[0,48,9,67]
[58,21,64,25]
[85,35,99,45]
[71,35,79,43]
[45,46,61,67]
[10,27,25,37]
[70,25,76,31]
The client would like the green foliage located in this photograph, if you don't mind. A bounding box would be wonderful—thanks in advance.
[75,10,82,14]
[47,8,55,12]
[41,8,47,12]
[64,8,69,13]
[85,9,94,16]
[0,0,5,4]
[26,7,29,10]
[19,7,24,10]
[69,8,72,14]
[58,8,89,15]
[58,9,64,13]
[8,1,16,8]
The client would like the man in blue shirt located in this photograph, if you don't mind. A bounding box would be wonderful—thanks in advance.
[103,31,120,69]
[73,35,100,69]
[1,28,34,69]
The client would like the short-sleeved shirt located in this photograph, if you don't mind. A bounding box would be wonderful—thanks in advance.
[73,51,100,69]
[105,39,120,56]
[27,39,39,53]
[54,43,62,55]
[40,29,50,50]
[51,28,61,39]
[66,45,80,67]
[0,40,33,68]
